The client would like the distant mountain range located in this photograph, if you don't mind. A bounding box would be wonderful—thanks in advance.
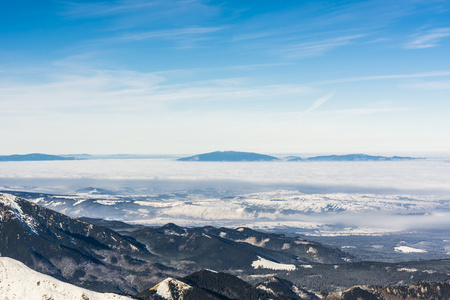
[0,153,173,161]
[178,151,420,162]
[288,153,420,161]
[0,152,421,162]
[0,153,76,161]
[177,151,280,161]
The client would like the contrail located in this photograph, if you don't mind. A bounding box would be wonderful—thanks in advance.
[305,90,335,113]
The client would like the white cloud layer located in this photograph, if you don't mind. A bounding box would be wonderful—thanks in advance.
[1,158,450,194]
[405,27,450,49]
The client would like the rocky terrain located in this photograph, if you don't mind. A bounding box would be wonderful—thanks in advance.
[1,192,449,299]
[0,193,181,294]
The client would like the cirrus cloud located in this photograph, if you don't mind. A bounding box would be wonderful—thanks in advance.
[405,27,450,49]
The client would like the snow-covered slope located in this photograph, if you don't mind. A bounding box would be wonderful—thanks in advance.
[18,189,449,236]
[0,193,179,295]
[150,277,193,300]
[0,257,132,300]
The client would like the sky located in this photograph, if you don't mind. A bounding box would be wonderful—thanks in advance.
[1,0,449,155]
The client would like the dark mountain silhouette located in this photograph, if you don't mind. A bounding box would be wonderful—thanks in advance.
[135,270,312,300]
[0,153,76,161]
[289,154,420,161]
[125,223,352,272]
[178,151,280,161]
[325,280,450,300]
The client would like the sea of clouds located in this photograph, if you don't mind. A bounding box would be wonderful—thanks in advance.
[0,158,450,195]
[0,158,449,247]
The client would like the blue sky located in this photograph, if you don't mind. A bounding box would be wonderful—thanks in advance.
[1,0,449,155]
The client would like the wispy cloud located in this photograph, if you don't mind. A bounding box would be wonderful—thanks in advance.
[274,34,366,58]
[61,0,220,33]
[297,105,413,119]
[62,0,215,19]
[405,27,450,49]
[305,91,335,113]
[228,0,419,59]
[400,80,450,90]
[310,71,450,86]
[0,67,312,116]
[328,106,414,117]
[116,27,224,41]
[62,0,159,18]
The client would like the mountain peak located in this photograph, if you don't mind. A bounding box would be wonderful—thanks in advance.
[150,278,193,300]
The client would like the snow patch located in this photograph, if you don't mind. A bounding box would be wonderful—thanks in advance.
[129,244,139,251]
[73,199,87,206]
[236,237,270,247]
[307,247,318,254]
[394,246,427,253]
[251,256,296,271]
[94,200,119,206]
[247,274,277,279]
[292,285,312,299]
[0,193,39,234]
[299,265,313,269]
[0,257,132,300]
[164,230,184,236]
[397,267,418,272]
[257,284,275,295]
[295,240,310,245]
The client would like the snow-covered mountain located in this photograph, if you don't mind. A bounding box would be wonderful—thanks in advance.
[1,193,449,299]
[0,193,181,294]
[135,269,314,300]
[10,189,449,236]
[124,222,352,272]
[0,257,132,300]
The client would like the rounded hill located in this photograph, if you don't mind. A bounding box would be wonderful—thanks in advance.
[177,151,280,162]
